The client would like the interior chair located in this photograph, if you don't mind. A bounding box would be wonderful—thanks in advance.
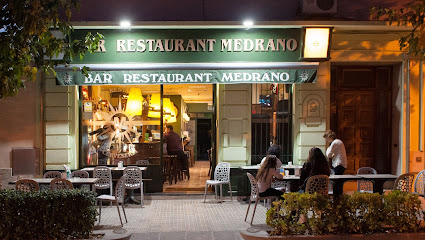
[207,149,213,176]
[357,167,377,193]
[245,172,279,225]
[136,160,149,165]
[163,155,178,185]
[15,179,40,192]
[123,166,144,206]
[43,171,62,179]
[50,178,74,190]
[203,162,232,203]
[305,175,329,196]
[393,172,415,192]
[70,170,90,190]
[97,174,128,227]
[93,166,113,195]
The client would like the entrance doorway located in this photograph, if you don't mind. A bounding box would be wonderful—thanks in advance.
[331,66,392,174]
[196,119,212,161]
[162,84,214,193]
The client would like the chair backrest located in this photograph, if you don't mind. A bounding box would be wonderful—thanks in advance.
[357,167,377,192]
[70,170,89,178]
[305,175,329,196]
[15,179,40,192]
[394,172,415,192]
[115,174,128,204]
[123,166,142,189]
[43,171,62,179]
[50,178,74,190]
[414,170,425,196]
[93,166,112,189]
[246,172,260,202]
[214,162,231,182]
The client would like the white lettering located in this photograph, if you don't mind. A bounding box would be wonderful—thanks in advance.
[271,72,279,81]
[146,39,155,51]
[255,39,265,51]
[204,73,212,82]
[93,74,103,83]
[287,39,297,51]
[277,39,285,51]
[137,40,146,52]
[186,39,196,51]
[103,74,112,83]
[164,39,174,52]
[175,39,185,51]
[127,40,136,52]
[221,73,233,82]
[175,74,184,82]
[96,40,106,52]
[141,74,150,83]
[221,39,232,52]
[84,74,94,83]
[155,40,165,52]
[234,39,242,51]
[280,72,290,81]
[196,39,206,51]
[117,40,126,52]
[244,39,254,51]
[123,74,132,83]
[265,39,276,51]
[206,39,216,51]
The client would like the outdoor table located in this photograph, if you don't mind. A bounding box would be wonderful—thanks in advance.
[356,174,398,194]
[10,177,99,190]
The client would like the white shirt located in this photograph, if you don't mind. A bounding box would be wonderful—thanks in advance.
[326,139,348,168]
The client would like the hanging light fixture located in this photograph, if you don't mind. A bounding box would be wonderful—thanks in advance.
[126,88,143,115]
[149,93,161,110]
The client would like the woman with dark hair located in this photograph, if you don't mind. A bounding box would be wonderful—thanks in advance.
[299,147,331,192]
[260,144,283,169]
[257,155,285,199]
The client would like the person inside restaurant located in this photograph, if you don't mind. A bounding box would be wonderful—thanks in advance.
[164,125,188,172]
[298,147,331,193]
[323,130,347,175]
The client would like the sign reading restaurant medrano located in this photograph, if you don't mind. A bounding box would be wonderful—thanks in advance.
[57,29,317,85]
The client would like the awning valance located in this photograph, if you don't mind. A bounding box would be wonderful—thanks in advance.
[55,62,318,85]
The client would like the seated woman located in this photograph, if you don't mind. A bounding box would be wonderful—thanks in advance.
[257,155,285,200]
[299,147,331,192]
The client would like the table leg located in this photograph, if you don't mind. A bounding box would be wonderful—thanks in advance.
[372,180,386,194]
[331,180,345,199]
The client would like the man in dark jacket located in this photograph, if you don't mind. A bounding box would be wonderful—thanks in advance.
[164,125,188,172]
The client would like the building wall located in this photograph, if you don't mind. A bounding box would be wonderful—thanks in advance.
[217,84,251,167]
[0,80,42,171]
[293,62,329,165]
[44,77,79,170]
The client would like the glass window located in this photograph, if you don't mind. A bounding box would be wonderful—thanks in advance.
[251,83,292,164]
[81,85,161,166]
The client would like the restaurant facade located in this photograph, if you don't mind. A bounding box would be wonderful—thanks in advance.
[0,2,424,193]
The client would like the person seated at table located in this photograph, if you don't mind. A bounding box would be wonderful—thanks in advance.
[323,130,347,175]
[298,147,331,193]
[260,145,283,170]
[257,155,285,200]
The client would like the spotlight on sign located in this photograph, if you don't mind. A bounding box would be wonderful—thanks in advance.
[302,28,332,61]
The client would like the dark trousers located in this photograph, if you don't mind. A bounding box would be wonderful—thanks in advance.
[333,165,346,175]
[259,188,284,200]
[168,150,188,170]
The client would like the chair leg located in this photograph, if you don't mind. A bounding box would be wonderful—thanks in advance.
[98,200,102,223]
[251,200,259,225]
[140,184,144,206]
[121,203,128,223]
[228,182,233,201]
[116,200,123,227]
[220,184,223,202]
[203,184,208,203]
[244,200,252,222]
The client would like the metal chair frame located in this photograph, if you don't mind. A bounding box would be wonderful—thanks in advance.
[43,171,62,179]
[357,167,377,193]
[15,179,40,192]
[305,175,329,196]
[93,166,113,195]
[394,172,415,192]
[50,178,74,190]
[123,166,144,206]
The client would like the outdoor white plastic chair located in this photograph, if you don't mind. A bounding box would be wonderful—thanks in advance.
[305,175,329,196]
[70,170,90,190]
[245,172,279,225]
[357,167,377,193]
[50,178,74,190]
[203,162,232,203]
[124,166,144,206]
[393,172,415,192]
[97,174,128,227]
[413,170,425,216]
[93,166,113,195]
[43,171,62,179]
[15,179,39,192]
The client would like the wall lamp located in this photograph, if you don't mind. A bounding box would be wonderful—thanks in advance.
[301,27,332,61]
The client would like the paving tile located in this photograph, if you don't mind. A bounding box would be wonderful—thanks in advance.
[130,232,159,240]
[160,231,186,240]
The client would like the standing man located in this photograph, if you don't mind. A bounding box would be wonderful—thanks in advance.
[89,125,113,165]
[323,130,347,175]
[164,125,188,175]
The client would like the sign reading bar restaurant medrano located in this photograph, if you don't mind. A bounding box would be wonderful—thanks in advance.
[57,29,317,85]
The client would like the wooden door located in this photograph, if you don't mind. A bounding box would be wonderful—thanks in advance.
[337,91,375,174]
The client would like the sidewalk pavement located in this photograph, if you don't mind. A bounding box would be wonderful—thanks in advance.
[95,194,270,240]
